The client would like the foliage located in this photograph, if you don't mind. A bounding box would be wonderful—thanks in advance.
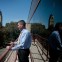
[0,22,20,48]
[31,23,50,38]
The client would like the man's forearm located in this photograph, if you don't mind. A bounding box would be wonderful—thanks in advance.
[11,44,22,50]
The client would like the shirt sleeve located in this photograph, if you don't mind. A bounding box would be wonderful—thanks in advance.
[48,31,62,50]
[11,32,29,50]
[14,42,18,45]
[55,32,62,49]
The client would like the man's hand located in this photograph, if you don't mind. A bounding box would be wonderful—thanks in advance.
[9,42,14,45]
[6,46,10,50]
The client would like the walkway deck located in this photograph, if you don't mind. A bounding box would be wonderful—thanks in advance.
[30,41,48,62]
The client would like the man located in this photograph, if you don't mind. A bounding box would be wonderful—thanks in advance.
[48,22,62,62]
[7,20,32,62]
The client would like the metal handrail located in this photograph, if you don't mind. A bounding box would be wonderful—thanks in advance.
[34,34,49,60]
[0,43,13,62]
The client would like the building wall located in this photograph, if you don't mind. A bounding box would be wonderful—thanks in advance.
[0,11,2,28]
[26,23,31,31]
[28,0,62,29]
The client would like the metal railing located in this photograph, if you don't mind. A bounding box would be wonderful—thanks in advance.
[0,41,34,62]
[34,34,49,61]
[0,34,49,62]
[0,43,17,62]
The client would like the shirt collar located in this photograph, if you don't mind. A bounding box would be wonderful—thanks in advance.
[21,28,26,33]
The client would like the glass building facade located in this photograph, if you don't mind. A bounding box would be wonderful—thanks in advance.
[0,11,2,28]
[27,0,62,37]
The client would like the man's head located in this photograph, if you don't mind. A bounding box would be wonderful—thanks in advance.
[55,22,62,31]
[18,20,26,30]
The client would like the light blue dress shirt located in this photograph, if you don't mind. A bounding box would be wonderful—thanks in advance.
[11,29,32,50]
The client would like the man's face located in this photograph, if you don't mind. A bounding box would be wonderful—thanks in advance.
[17,22,23,30]
[60,26,62,30]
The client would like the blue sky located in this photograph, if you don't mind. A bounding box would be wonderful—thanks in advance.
[0,0,32,26]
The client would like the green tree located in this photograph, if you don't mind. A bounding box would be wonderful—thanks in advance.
[0,22,20,48]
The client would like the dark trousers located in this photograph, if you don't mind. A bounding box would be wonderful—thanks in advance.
[18,49,30,62]
[49,48,60,62]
